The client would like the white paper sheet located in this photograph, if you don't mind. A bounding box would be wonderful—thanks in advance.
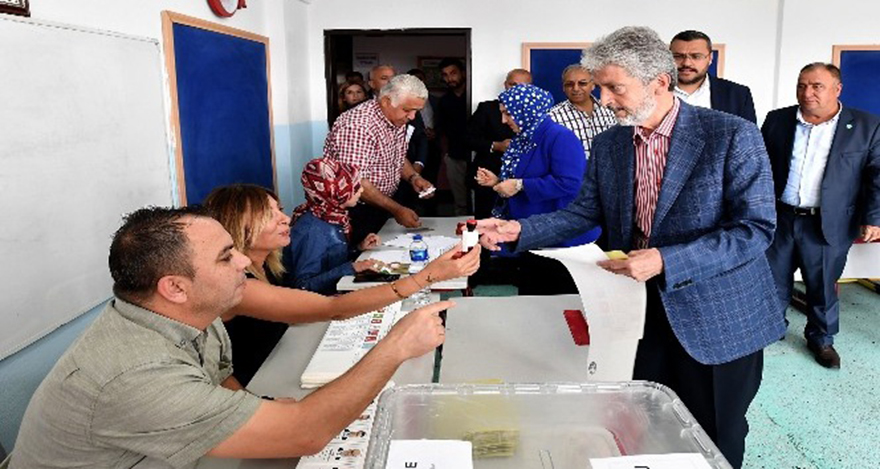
[589,452,713,469]
[532,244,646,340]
[532,244,646,381]
[385,440,473,469]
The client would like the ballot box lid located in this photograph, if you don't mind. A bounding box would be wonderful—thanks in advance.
[364,381,732,469]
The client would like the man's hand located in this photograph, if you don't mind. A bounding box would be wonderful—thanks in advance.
[597,248,664,282]
[493,179,520,198]
[861,225,880,242]
[383,300,453,360]
[412,163,424,175]
[492,139,511,153]
[475,167,500,187]
[411,175,434,197]
[476,218,522,251]
[394,207,421,228]
[358,233,381,251]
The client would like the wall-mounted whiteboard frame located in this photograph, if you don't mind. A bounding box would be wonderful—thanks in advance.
[161,11,277,205]
[0,16,173,359]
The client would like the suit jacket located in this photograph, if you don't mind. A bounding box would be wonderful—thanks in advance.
[407,112,429,168]
[710,75,757,123]
[761,105,880,247]
[508,118,600,247]
[467,100,515,171]
[517,101,784,365]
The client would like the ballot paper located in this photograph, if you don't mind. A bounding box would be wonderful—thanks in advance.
[385,440,474,469]
[532,244,646,381]
[296,383,392,469]
[589,452,713,469]
[300,302,404,388]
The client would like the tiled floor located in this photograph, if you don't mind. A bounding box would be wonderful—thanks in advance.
[450,283,880,469]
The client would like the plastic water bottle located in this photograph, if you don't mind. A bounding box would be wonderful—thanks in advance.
[408,234,430,273]
[408,234,430,305]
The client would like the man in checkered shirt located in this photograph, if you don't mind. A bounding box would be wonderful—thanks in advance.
[547,64,618,160]
[324,74,435,245]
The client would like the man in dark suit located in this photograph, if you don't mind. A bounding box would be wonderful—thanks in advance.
[762,62,880,368]
[478,27,783,469]
[466,68,532,218]
[670,30,757,123]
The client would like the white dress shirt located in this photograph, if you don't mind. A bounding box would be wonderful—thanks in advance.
[781,105,842,208]
[674,75,712,109]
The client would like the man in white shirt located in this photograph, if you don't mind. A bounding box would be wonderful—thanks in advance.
[762,62,880,368]
[670,30,757,123]
[547,64,617,160]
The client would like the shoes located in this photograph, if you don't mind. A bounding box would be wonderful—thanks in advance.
[807,342,841,369]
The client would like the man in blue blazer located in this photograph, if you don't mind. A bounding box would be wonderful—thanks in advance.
[671,30,757,123]
[762,62,880,368]
[479,27,783,469]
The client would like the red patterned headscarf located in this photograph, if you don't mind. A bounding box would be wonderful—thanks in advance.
[292,158,362,238]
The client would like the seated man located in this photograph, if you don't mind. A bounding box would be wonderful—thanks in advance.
[11,206,448,468]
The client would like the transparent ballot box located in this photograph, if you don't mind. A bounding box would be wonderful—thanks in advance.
[364,382,732,469]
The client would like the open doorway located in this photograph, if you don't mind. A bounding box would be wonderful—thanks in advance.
[324,28,471,125]
[324,28,472,215]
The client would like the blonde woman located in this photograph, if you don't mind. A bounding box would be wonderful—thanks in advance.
[203,184,480,385]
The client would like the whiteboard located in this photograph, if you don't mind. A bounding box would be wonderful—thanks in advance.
[0,17,173,359]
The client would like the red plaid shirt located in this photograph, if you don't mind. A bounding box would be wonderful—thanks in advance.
[633,98,680,249]
[323,99,407,197]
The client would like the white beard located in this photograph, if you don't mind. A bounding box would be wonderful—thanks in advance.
[616,93,657,126]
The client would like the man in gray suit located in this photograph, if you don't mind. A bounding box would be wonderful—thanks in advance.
[479,26,782,469]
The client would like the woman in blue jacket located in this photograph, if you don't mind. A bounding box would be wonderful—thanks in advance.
[475,84,599,294]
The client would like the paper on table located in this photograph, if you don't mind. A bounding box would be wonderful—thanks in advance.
[532,244,645,341]
[385,234,459,253]
[385,440,474,469]
[362,248,449,265]
[589,452,713,469]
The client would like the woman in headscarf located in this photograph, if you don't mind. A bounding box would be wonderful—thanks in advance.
[285,158,381,294]
[475,84,600,294]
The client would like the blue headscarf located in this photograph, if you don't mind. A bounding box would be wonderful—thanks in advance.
[492,84,554,218]
[497,84,555,181]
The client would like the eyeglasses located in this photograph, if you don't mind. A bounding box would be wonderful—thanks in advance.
[672,53,710,62]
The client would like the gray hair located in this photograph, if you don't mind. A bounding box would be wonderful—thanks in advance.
[582,26,677,90]
[561,64,590,81]
[380,74,429,106]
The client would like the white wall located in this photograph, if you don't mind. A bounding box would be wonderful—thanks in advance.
[308,0,781,128]
[776,0,880,110]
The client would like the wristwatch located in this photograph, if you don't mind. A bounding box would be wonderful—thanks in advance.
[514,178,524,193]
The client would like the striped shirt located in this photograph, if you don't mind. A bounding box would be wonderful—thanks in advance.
[633,98,681,249]
[547,97,618,160]
[324,99,407,196]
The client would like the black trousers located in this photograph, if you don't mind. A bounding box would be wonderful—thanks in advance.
[634,281,763,469]
[349,201,391,247]
[516,252,579,296]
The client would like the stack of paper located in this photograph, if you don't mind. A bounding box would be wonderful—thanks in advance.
[384,234,459,253]
[300,302,403,388]
[295,383,392,469]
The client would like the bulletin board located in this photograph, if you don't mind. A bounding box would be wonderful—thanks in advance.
[162,11,276,205]
[522,42,725,104]
[833,45,880,116]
